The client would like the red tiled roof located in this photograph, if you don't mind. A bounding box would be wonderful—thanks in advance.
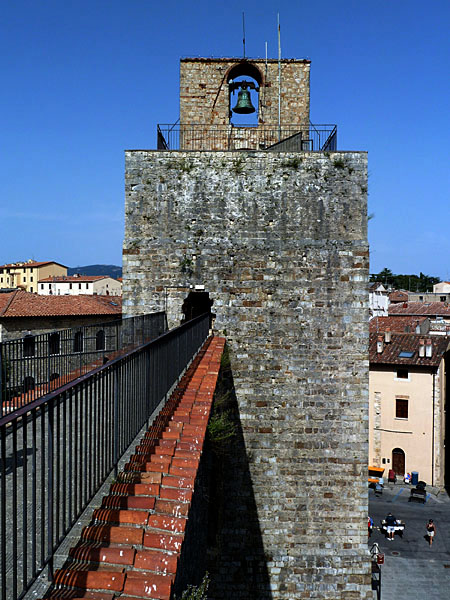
[370,316,427,333]
[389,290,408,303]
[0,290,122,318]
[369,332,450,367]
[0,260,67,269]
[389,301,450,317]
[38,275,108,283]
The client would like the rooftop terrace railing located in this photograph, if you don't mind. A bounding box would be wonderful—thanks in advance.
[0,313,210,600]
[157,123,337,152]
[0,313,167,415]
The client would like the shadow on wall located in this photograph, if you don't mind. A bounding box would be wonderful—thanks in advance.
[173,344,272,599]
[206,344,273,600]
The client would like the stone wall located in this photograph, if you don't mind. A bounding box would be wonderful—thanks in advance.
[123,150,371,599]
[180,58,310,127]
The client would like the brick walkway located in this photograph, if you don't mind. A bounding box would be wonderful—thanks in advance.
[40,336,225,600]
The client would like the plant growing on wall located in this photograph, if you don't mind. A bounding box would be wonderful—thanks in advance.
[180,254,194,276]
[175,573,209,599]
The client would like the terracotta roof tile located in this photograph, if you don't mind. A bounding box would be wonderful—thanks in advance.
[38,275,108,283]
[369,316,427,333]
[389,301,450,317]
[389,290,408,303]
[0,290,122,318]
[0,260,67,269]
[369,332,449,366]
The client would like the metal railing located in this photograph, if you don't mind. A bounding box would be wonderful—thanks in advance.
[0,313,210,600]
[0,313,167,415]
[157,123,337,152]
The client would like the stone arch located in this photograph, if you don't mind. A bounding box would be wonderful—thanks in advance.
[181,291,214,328]
[226,61,262,126]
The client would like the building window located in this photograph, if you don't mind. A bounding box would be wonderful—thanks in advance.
[86,283,89,289]
[440,296,446,302]
[79,283,82,289]
[30,277,33,282]
[396,368,409,379]
[23,277,26,282]
[69,283,72,289]
[48,333,60,355]
[30,287,33,292]
[419,296,423,301]
[396,398,408,419]
[96,330,105,351]
[73,331,83,353]
[40,284,44,290]
[23,334,35,357]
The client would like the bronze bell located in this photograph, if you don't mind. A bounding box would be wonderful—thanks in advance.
[232,83,256,114]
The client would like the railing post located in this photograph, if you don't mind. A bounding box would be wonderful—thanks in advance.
[47,402,54,578]
[113,367,119,478]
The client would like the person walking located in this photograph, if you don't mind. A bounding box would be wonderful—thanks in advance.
[385,512,398,541]
[426,519,436,547]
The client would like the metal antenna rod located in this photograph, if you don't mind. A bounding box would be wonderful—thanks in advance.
[242,12,246,58]
[277,13,281,141]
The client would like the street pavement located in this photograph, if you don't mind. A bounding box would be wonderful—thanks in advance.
[369,481,450,599]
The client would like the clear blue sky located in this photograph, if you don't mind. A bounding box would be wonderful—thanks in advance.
[1,0,449,279]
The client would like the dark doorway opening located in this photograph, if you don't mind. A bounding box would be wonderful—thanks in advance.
[392,448,405,475]
[182,292,214,328]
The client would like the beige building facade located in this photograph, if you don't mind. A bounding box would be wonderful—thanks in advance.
[369,332,449,487]
[0,260,67,293]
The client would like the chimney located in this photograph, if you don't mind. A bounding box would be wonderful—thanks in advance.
[415,321,421,334]
[425,338,433,358]
[384,327,391,343]
[419,338,425,357]
[377,335,384,354]
[402,302,408,308]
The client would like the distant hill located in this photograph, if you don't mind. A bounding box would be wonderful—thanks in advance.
[68,264,122,279]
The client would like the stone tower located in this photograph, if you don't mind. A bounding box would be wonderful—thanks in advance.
[123,57,371,599]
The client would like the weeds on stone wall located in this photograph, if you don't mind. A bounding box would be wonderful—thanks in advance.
[333,158,346,169]
[207,346,236,454]
[180,255,194,276]
[174,573,209,599]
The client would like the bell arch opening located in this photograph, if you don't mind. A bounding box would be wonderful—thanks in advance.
[227,62,262,127]
[181,291,215,329]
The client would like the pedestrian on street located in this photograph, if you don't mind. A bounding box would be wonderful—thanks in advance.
[385,512,398,541]
[426,519,436,547]
[368,516,374,538]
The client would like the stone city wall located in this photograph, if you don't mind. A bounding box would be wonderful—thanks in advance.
[123,149,371,599]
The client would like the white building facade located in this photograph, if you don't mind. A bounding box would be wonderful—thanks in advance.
[38,275,121,296]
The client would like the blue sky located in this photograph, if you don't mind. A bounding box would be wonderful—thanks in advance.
[1,0,449,279]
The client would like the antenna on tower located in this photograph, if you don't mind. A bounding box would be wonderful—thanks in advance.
[277,13,282,141]
[242,12,246,58]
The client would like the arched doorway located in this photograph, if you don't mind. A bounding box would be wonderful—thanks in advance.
[392,448,405,476]
[181,292,214,328]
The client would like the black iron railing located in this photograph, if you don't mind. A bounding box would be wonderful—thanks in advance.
[157,123,337,152]
[0,313,210,600]
[0,313,167,415]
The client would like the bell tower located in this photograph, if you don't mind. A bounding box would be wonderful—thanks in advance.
[125,55,370,599]
[177,57,311,150]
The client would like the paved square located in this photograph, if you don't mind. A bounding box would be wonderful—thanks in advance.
[369,482,450,599]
